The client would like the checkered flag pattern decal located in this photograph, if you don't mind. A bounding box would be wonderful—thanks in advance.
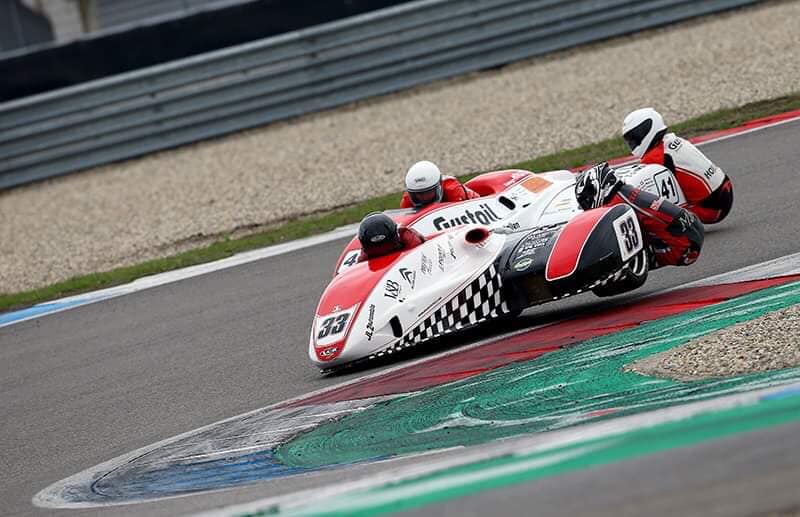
[399,264,508,348]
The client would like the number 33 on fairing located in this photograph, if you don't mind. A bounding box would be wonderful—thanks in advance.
[613,213,643,261]
[314,305,357,347]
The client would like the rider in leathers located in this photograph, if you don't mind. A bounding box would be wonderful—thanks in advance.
[575,162,704,268]
[622,108,733,224]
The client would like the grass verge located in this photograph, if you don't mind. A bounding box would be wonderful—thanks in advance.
[2,93,799,313]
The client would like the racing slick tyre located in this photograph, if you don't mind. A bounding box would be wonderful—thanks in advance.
[592,248,649,297]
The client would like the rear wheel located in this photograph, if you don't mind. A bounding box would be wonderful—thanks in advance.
[592,248,649,297]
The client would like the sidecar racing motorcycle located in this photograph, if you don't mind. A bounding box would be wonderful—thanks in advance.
[310,164,697,371]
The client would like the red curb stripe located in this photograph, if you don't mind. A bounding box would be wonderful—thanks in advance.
[288,275,800,407]
[689,108,800,145]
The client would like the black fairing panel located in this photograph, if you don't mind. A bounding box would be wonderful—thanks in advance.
[497,224,563,309]
[499,205,633,307]
[570,204,631,285]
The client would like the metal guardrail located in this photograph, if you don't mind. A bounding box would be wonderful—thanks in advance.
[0,0,760,189]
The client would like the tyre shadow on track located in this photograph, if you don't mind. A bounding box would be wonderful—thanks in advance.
[324,292,643,378]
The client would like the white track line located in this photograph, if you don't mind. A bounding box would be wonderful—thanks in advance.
[4,114,800,329]
[683,251,800,288]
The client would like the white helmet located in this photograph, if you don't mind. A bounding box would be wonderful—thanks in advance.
[622,108,667,158]
[405,160,443,208]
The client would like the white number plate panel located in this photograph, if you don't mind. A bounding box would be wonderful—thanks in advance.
[613,212,643,262]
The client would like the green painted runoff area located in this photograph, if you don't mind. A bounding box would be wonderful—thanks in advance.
[247,281,800,516]
[276,389,800,516]
[275,281,800,468]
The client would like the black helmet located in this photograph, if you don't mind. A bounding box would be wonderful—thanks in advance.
[575,162,621,210]
[358,212,403,258]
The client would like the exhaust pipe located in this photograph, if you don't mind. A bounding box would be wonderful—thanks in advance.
[465,227,490,245]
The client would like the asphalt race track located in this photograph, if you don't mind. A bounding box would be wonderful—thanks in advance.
[2,119,800,517]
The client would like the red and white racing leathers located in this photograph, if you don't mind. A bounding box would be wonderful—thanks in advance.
[640,133,733,224]
[606,183,704,268]
[400,175,480,209]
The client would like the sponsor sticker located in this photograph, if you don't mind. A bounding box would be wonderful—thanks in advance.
[410,199,514,234]
[513,257,534,272]
[543,197,575,217]
[420,253,433,275]
[638,177,655,191]
[384,279,402,300]
[318,346,339,359]
[436,245,446,272]
[432,203,504,231]
[399,267,416,289]
[364,304,376,341]
[505,185,532,203]
[522,176,552,193]
[515,227,557,258]
[676,210,695,232]
[447,237,457,259]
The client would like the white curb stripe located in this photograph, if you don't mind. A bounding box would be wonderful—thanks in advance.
[683,251,800,288]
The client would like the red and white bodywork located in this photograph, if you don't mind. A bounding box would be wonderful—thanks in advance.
[311,227,506,366]
[310,169,654,370]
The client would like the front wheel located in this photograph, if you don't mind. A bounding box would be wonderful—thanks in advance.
[592,248,649,297]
